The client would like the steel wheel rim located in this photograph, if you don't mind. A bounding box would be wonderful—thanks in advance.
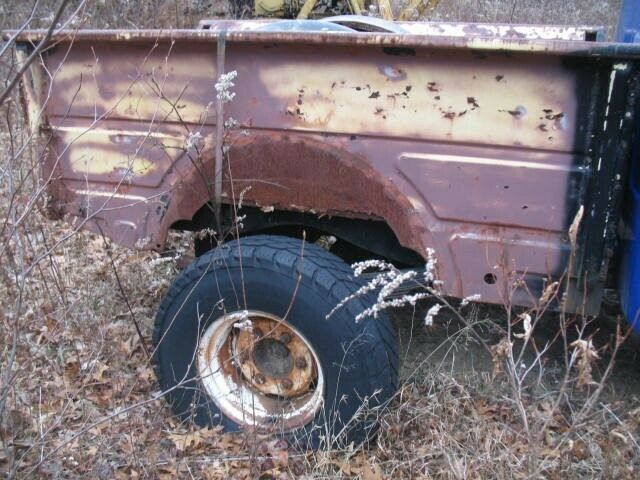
[197,309,325,431]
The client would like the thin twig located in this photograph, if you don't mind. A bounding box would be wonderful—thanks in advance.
[0,0,71,106]
[98,227,151,359]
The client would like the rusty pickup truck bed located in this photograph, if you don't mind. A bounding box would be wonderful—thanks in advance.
[13,21,640,312]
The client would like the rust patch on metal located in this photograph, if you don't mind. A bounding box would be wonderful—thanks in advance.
[221,134,427,256]
[234,316,315,398]
[160,133,427,257]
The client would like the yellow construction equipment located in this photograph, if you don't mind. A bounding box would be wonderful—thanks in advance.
[252,0,439,21]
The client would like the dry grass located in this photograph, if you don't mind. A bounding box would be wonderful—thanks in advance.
[1,1,639,479]
[432,0,621,38]
[0,0,622,34]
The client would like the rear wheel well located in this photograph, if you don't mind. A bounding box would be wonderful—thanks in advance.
[171,204,424,267]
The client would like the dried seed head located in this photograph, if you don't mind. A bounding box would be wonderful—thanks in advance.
[569,205,584,248]
[539,281,559,306]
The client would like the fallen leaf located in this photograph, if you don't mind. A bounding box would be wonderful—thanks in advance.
[92,362,109,382]
[168,432,202,452]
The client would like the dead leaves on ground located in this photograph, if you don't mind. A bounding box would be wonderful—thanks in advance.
[329,456,385,480]
[2,225,640,478]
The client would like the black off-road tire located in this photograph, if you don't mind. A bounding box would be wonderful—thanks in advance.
[153,235,398,448]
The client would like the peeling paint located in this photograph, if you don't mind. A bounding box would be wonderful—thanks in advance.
[257,54,575,149]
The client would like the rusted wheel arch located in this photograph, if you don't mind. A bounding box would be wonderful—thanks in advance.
[162,134,428,262]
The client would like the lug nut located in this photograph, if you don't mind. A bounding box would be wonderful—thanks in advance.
[295,357,308,369]
[280,378,293,390]
[254,373,266,385]
[279,332,292,344]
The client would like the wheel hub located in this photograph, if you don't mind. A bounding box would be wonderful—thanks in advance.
[233,316,316,398]
[197,310,324,431]
[252,338,293,377]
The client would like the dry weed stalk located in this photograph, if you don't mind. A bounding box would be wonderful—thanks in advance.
[327,202,637,477]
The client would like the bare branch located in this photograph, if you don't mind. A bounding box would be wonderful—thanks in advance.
[0,0,70,106]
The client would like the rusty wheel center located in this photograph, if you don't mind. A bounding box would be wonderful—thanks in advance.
[233,316,317,398]
[252,338,293,378]
[197,310,324,431]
